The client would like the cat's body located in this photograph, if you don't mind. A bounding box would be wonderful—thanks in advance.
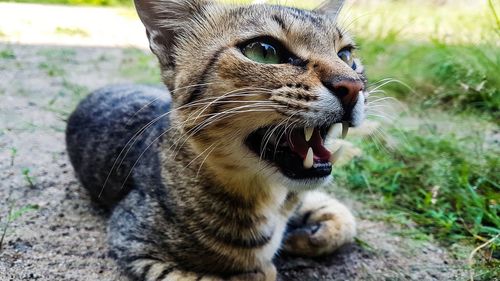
[66,1,366,280]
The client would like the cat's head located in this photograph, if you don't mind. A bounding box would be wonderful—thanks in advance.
[136,0,367,190]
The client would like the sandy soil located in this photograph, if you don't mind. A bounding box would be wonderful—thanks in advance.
[0,3,467,281]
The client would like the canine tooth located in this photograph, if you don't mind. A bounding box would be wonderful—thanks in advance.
[329,123,342,138]
[304,127,314,142]
[303,147,314,169]
[329,146,344,164]
[342,122,349,139]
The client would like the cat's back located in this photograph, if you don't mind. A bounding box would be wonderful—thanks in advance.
[66,84,171,207]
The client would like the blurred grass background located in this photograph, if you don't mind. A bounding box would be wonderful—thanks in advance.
[342,1,499,279]
[1,0,498,279]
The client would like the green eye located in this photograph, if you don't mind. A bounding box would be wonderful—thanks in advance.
[338,49,356,70]
[242,42,281,64]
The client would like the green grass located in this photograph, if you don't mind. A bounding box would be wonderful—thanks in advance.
[328,2,500,276]
[0,151,39,252]
[0,48,15,60]
[10,148,17,166]
[0,203,39,251]
[39,61,64,77]
[120,48,161,84]
[21,168,36,188]
[346,1,500,121]
[357,39,499,121]
[54,27,89,37]
[334,123,499,279]
[335,5,500,273]
[37,48,76,63]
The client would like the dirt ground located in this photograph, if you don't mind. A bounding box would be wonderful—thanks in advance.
[0,3,468,281]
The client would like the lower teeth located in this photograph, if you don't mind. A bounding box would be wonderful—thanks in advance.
[303,147,314,169]
[313,162,330,169]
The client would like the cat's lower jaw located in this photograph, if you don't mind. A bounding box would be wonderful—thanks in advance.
[271,173,333,192]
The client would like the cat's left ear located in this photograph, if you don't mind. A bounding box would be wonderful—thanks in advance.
[315,0,345,18]
[134,0,207,73]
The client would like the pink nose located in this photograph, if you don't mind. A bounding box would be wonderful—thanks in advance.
[325,79,363,109]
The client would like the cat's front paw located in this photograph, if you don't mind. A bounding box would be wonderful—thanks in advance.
[229,263,276,281]
[282,191,356,257]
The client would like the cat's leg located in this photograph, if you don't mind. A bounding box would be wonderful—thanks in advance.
[113,240,276,281]
[108,192,277,281]
[126,258,220,281]
[282,190,356,257]
[125,260,275,281]
[121,255,275,281]
[109,213,224,281]
[106,194,211,281]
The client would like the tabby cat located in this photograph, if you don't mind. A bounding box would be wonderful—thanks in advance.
[66,0,367,280]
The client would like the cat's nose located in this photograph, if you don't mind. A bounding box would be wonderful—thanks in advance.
[324,78,364,109]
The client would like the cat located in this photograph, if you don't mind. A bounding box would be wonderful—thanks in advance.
[65,0,368,280]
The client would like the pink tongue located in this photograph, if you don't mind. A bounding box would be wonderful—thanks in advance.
[288,129,331,162]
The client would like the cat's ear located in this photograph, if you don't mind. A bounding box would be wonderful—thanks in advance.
[315,0,345,18]
[134,0,207,68]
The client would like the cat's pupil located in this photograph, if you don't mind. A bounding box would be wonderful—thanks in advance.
[261,43,275,58]
[338,49,355,70]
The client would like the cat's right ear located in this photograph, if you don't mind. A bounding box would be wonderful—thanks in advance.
[315,0,345,19]
[134,0,206,69]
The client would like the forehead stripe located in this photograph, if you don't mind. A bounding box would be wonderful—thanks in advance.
[271,14,287,31]
[285,7,323,27]
[336,27,343,39]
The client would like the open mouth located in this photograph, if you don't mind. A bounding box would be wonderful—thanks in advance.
[245,123,348,180]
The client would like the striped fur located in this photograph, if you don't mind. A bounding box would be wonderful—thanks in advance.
[66,0,363,280]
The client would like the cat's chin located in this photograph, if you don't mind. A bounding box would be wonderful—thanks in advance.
[274,174,333,192]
